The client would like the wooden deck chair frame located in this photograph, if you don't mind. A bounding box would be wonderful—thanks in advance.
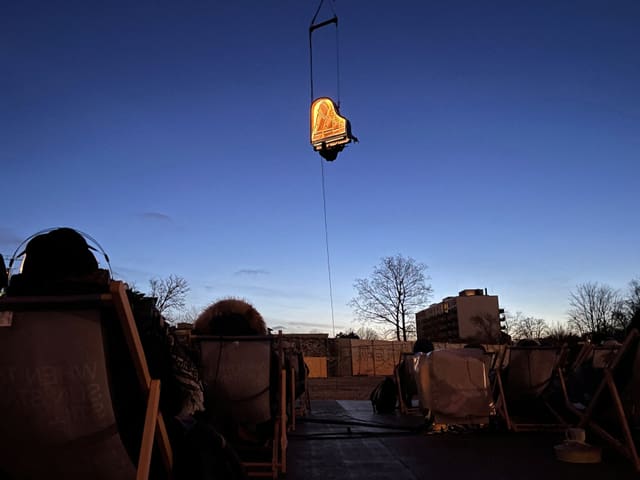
[287,353,311,431]
[279,339,310,432]
[494,344,569,432]
[569,342,594,373]
[297,361,311,418]
[558,330,640,471]
[0,280,173,480]
[192,333,287,479]
[394,352,421,415]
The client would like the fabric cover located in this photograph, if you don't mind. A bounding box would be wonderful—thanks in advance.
[505,347,560,402]
[198,338,272,425]
[415,349,492,423]
[0,309,136,479]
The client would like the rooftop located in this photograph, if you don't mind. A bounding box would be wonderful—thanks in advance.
[287,400,638,479]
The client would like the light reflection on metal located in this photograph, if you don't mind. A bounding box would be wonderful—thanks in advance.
[310,97,357,161]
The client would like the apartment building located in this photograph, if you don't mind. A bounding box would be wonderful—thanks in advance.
[416,289,502,344]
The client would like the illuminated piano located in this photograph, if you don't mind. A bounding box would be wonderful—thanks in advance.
[310,97,357,161]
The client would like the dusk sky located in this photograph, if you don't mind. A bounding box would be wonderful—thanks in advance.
[2,1,639,335]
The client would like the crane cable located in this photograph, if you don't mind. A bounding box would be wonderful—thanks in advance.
[309,0,341,105]
[320,158,335,337]
[310,0,342,336]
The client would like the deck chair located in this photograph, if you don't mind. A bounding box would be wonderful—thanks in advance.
[394,352,421,415]
[494,344,568,431]
[192,334,287,478]
[559,330,640,471]
[283,345,310,431]
[0,280,173,480]
[561,342,621,409]
[415,349,494,425]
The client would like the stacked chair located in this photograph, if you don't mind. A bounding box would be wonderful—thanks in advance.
[0,280,173,480]
[192,333,288,478]
[493,344,568,431]
[561,341,622,410]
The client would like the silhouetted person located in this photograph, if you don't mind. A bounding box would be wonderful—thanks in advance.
[7,228,109,296]
[413,338,434,354]
[194,298,267,336]
[193,298,276,452]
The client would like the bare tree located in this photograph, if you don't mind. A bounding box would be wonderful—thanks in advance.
[148,274,190,319]
[509,311,549,341]
[336,330,360,339]
[349,254,432,341]
[547,321,577,344]
[356,326,380,340]
[568,282,625,337]
[171,305,201,325]
[625,278,640,322]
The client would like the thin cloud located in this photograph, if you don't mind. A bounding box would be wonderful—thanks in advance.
[284,320,349,330]
[139,212,172,222]
[235,269,270,276]
[217,283,320,301]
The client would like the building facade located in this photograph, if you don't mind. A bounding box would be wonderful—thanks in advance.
[416,289,503,344]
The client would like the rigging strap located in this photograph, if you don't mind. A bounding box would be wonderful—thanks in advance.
[309,0,341,105]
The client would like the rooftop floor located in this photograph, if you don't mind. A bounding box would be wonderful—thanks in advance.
[287,400,638,480]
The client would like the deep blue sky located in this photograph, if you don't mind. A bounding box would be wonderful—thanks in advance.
[2,1,639,334]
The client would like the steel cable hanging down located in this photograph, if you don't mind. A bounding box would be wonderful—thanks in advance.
[320,158,335,337]
[309,0,358,335]
[309,0,343,337]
